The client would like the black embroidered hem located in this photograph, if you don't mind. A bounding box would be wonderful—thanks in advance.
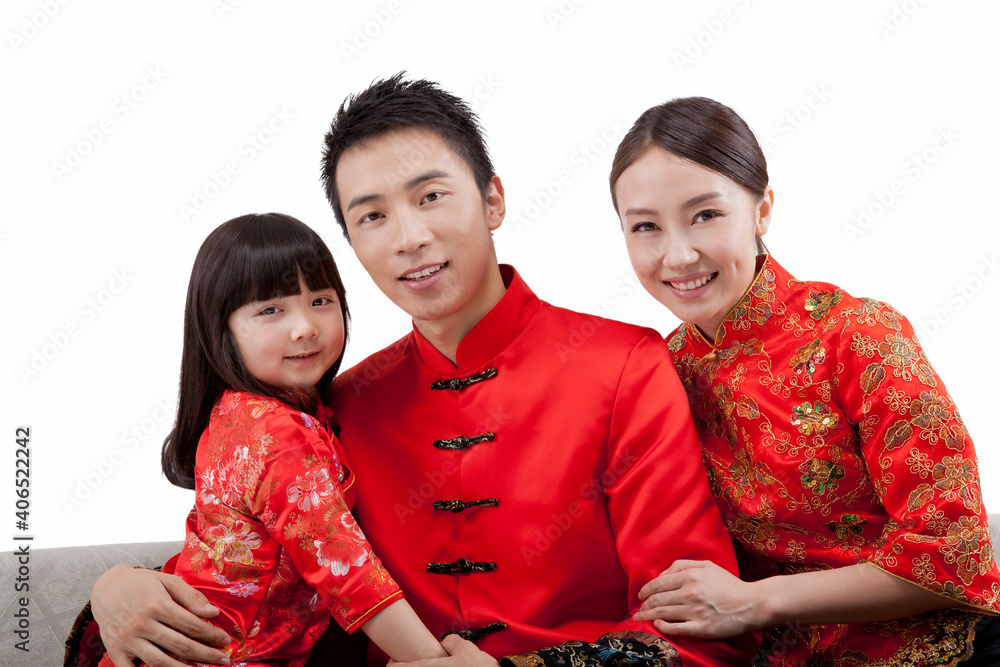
[500,631,683,667]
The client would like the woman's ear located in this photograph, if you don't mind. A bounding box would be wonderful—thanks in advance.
[755,186,774,236]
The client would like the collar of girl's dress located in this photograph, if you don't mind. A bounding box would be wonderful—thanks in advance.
[684,254,794,350]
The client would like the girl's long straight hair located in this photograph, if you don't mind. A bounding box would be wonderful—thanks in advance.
[161,213,350,490]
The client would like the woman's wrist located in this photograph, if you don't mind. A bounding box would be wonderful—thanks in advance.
[749,576,786,630]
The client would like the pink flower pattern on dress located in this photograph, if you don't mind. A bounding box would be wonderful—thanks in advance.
[170,390,402,665]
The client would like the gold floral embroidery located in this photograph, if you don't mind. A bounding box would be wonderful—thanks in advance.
[667,327,687,353]
[905,447,933,479]
[804,290,843,320]
[909,391,966,448]
[824,513,867,541]
[789,339,826,375]
[854,297,902,331]
[849,331,878,358]
[932,456,981,512]
[790,401,839,435]
[799,458,846,495]
[944,516,989,585]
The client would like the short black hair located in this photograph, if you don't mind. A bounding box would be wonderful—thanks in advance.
[320,73,496,240]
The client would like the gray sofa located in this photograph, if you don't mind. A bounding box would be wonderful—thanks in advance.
[5,518,1000,666]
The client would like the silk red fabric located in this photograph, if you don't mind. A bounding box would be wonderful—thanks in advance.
[111,390,403,667]
[668,255,1000,665]
[330,265,758,667]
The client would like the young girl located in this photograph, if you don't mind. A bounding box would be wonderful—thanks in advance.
[609,98,1000,665]
[100,213,446,666]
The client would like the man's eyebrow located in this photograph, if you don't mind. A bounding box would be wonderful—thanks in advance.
[346,193,381,212]
[346,170,452,212]
[406,170,450,189]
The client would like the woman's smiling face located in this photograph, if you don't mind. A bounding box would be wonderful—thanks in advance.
[615,147,773,340]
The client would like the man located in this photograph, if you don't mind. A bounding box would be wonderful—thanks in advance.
[90,75,756,666]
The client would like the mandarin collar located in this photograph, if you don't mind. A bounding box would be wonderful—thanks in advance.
[685,255,793,350]
[412,265,541,375]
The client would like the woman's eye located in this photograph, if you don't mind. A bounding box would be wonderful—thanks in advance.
[630,222,657,233]
[694,210,721,223]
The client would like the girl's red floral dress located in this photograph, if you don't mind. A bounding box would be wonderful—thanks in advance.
[101,389,403,667]
[668,255,1000,666]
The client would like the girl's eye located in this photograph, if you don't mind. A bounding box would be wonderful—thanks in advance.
[258,306,279,316]
[312,296,335,307]
[694,210,722,223]
[630,222,658,233]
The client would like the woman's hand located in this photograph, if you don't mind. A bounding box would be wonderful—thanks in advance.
[386,634,500,666]
[633,559,763,638]
[91,563,232,667]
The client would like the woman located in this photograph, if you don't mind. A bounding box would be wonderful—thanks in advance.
[609,96,1000,665]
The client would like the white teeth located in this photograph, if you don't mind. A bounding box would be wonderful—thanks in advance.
[669,274,714,291]
[403,264,444,280]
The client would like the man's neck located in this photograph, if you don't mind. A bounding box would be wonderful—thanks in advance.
[412,265,507,365]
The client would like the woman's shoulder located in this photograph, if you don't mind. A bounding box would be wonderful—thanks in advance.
[777,265,910,337]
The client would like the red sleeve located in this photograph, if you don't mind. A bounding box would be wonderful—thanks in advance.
[834,299,1000,612]
[604,334,760,666]
[249,412,404,632]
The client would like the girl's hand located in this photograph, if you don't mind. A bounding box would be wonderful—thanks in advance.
[386,634,500,666]
[633,560,762,638]
[91,563,232,667]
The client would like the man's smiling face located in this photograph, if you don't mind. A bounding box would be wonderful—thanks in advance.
[335,126,506,338]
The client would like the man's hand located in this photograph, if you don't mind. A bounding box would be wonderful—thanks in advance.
[633,559,760,638]
[386,634,500,666]
[91,563,232,667]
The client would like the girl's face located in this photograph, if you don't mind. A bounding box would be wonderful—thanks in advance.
[227,276,345,391]
[615,148,773,340]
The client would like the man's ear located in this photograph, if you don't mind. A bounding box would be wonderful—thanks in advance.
[486,175,505,231]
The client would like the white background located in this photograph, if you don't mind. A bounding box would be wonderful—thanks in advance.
[3,1,998,549]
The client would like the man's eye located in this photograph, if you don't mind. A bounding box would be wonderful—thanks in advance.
[422,191,443,204]
[360,211,383,224]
